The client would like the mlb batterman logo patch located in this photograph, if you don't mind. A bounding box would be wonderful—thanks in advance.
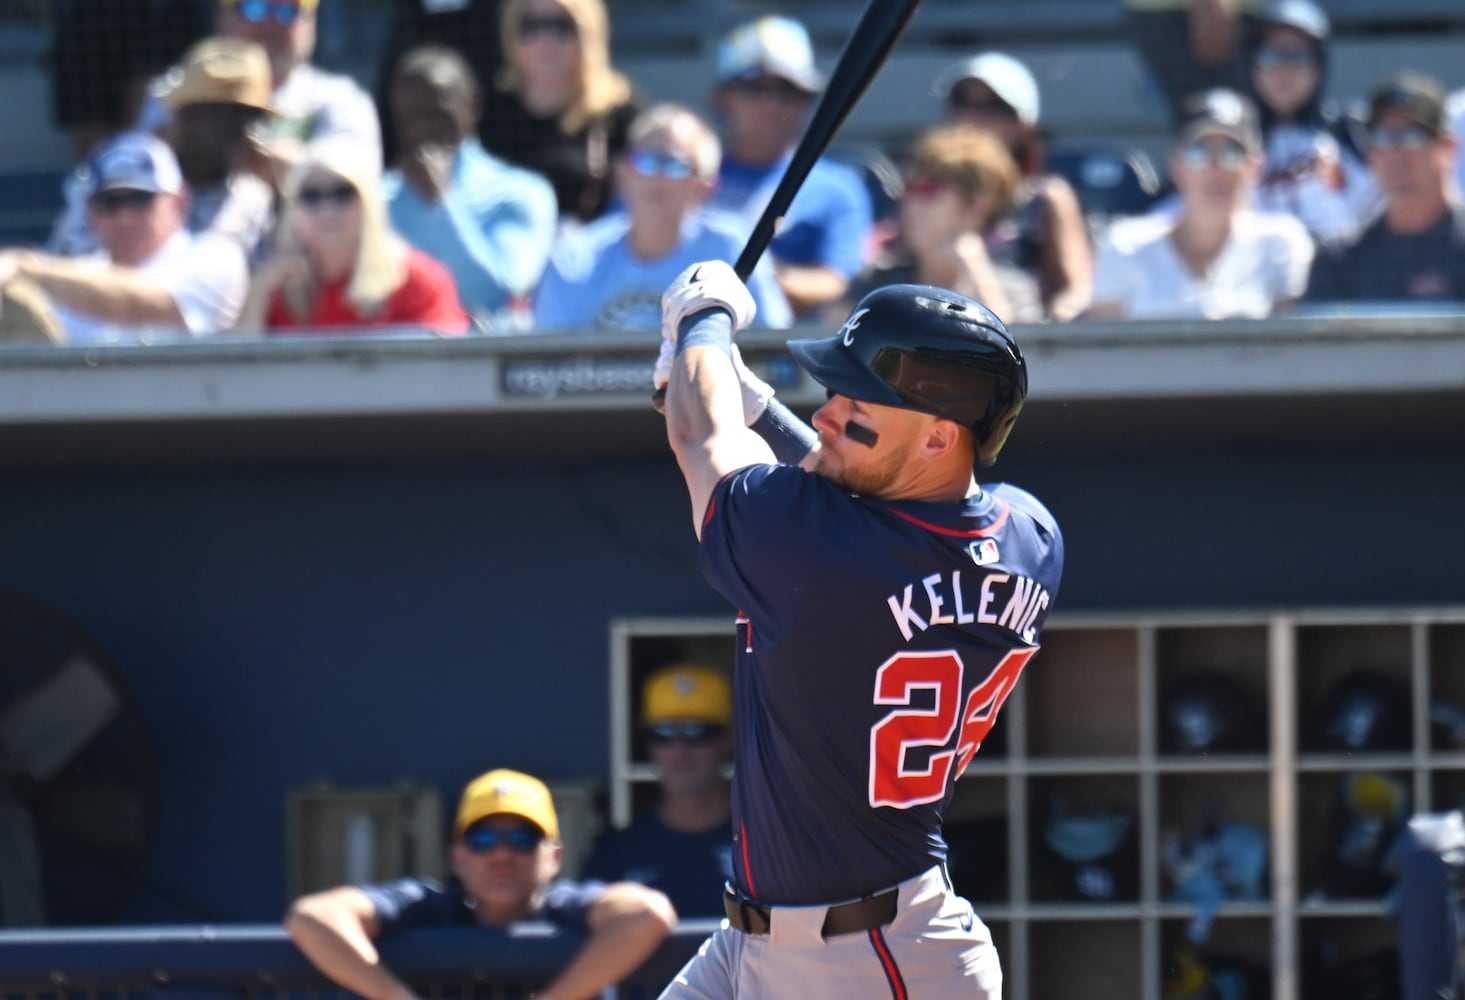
[968,538,1000,566]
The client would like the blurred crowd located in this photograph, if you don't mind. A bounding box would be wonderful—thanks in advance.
[0,0,1461,346]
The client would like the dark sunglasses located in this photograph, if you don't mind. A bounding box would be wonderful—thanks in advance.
[520,15,578,40]
[297,183,358,208]
[231,0,303,27]
[629,149,696,180]
[1368,124,1435,152]
[1253,46,1317,71]
[903,176,949,200]
[90,189,159,215]
[947,95,1017,119]
[731,77,808,101]
[462,824,544,855]
[647,722,725,744]
[1178,138,1249,171]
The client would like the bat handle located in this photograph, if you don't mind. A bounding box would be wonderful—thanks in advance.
[651,308,735,412]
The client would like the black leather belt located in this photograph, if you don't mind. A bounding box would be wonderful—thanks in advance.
[722,883,899,938]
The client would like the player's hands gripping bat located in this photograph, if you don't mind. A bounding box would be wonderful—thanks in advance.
[661,260,756,338]
[655,261,768,420]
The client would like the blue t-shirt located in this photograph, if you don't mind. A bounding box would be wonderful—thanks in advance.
[531,209,791,332]
[385,139,558,320]
[362,877,604,934]
[708,154,872,280]
[700,465,1064,905]
[582,811,734,919]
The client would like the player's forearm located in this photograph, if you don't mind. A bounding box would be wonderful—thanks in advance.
[667,344,753,532]
[16,253,185,328]
[537,889,676,1000]
[285,907,415,1000]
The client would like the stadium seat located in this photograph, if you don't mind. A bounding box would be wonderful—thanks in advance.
[1046,145,1163,238]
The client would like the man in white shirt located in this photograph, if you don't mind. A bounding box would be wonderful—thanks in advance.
[0,132,247,344]
[51,38,278,263]
[141,0,382,188]
[1085,89,1313,320]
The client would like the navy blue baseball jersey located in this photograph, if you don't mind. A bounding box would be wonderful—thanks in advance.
[583,811,735,919]
[363,877,605,934]
[701,463,1064,905]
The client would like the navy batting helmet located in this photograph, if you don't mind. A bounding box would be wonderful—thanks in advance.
[787,285,1028,466]
[1308,670,1410,753]
[1160,673,1265,755]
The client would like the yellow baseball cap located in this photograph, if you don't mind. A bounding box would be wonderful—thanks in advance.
[642,664,733,726]
[454,768,559,841]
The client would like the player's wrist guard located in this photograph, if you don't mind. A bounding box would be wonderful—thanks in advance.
[676,308,734,355]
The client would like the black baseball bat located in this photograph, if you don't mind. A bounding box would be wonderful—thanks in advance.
[732,0,925,282]
[654,0,925,408]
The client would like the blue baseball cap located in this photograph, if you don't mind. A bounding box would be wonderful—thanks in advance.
[716,16,822,95]
[86,131,184,199]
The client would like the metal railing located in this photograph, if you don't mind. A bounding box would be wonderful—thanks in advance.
[0,923,712,1000]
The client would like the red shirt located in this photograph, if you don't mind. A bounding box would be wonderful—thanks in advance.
[267,249,469,335]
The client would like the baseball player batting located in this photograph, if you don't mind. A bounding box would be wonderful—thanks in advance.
[653,261,1065,999]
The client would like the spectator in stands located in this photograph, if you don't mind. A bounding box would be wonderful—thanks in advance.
[705,16,873,322]
[52,38,279,263]
[584,664,734,921]
[1126,0,1265,125]
[846,125,1044,325]
[480,0,641,225]
[934,52,1094,321]
[1085,89,1312,319]
[532,103,789,332]
[1246,0,1377,242]
[1304,73,1465,305]
[238,140,469,335]
[141,0,382,191]
[287,767,675,1000]
[0,132,247,344]
[48,0,209,163]
[1451,88,1465,197]
[385,46,557,330]
[376,0,505,165]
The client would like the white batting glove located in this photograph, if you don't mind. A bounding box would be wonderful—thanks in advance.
[661,260,756,343]
[652,337,675,396]
[731,346,773,425]
[651,342,773,426]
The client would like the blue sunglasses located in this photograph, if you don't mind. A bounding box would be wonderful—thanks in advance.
[462,824,543,855]
[629,149,696,181]
[232,0,303,27]
[647,722,725,744]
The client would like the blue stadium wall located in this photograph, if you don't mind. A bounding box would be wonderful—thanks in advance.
[1,428,1462,924]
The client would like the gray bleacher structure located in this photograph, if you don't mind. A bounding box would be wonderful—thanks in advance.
[0,0,1462,247]
[611,1,1465,169]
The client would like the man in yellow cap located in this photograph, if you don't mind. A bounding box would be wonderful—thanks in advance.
[584,665,734,919]
[286,767,675,1000]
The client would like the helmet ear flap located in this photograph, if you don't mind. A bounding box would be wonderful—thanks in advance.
[976,399,1023,467]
